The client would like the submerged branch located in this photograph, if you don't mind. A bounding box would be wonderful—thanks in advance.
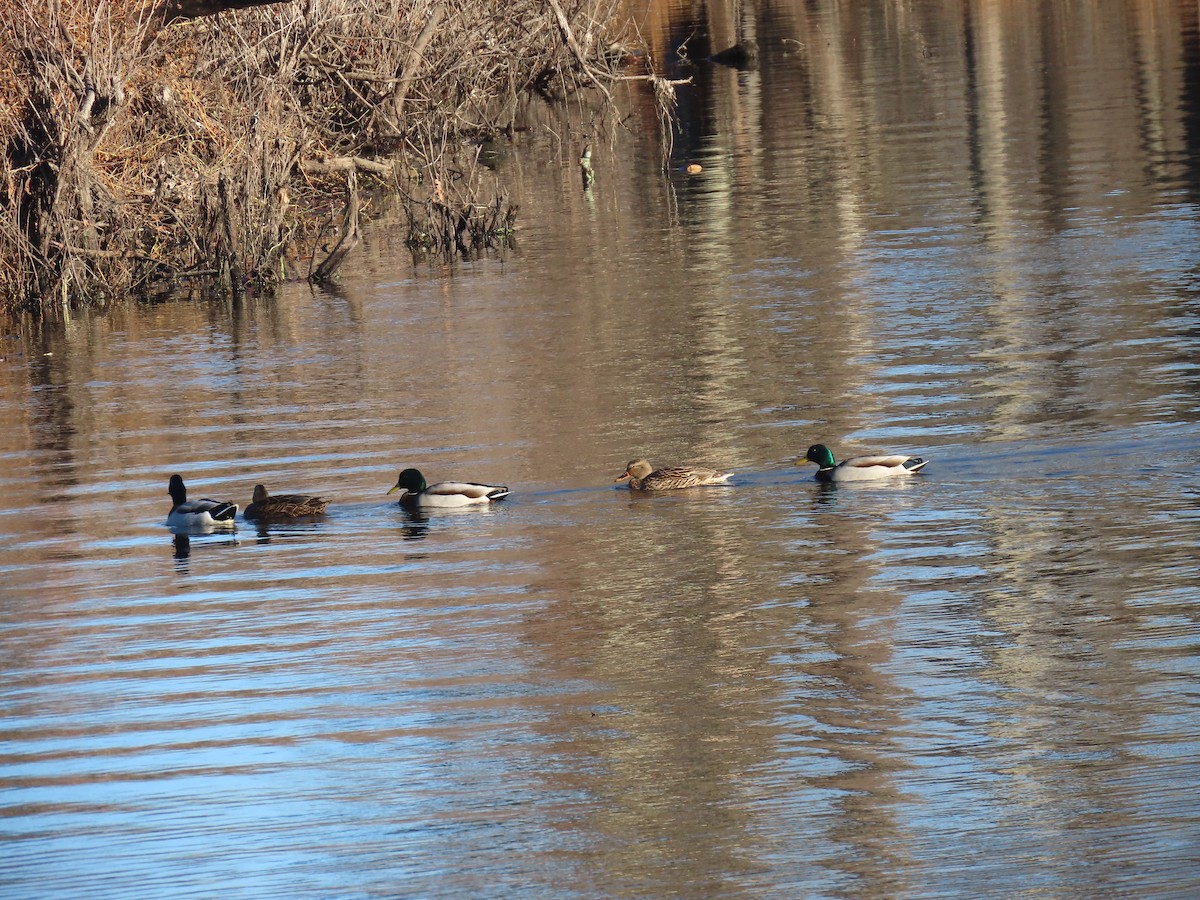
[311,170,360,283]
[301,156,393,178]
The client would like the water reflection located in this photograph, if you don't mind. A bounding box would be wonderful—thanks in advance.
[396,506,431,542]
[247,519,328,543]
[169,530,241,574]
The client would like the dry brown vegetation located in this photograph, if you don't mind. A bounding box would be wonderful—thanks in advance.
[0,0,662,317]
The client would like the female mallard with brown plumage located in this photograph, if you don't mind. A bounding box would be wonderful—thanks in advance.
[615,459,733,491]
[244,484,330,520]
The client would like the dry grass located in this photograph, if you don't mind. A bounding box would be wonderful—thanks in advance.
[0,0,653,316]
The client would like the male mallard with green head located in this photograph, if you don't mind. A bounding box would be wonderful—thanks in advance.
[801,444,928,482]
[387,468,510,507]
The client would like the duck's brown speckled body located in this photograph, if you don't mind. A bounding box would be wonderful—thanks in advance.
[615,459,733,491]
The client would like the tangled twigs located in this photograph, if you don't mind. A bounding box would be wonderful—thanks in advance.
[1,0,666,314]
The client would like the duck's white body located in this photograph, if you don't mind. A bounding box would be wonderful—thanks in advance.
[817,454,928,482]
[407,481,511,507]
[168,499,240,527]
[803,444,928,483]
[167,474,238,529]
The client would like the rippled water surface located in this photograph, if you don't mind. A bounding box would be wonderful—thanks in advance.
[4,1,1200,897]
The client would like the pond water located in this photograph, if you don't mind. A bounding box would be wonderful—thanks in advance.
[3,1,1200,897]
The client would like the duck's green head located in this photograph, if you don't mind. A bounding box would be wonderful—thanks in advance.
[801,444,837,469]
[388,468,427,496]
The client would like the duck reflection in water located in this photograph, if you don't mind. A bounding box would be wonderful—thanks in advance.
[246,517,330,543]
[170,531,240,574]
[813,481,841,506]
[398,506,431,541]
[708,37,759,69]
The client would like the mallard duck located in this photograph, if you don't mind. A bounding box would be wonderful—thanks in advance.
[801,444,929,482]
[615,459,733,491]
[387,468,510,507]
[166,474,238,528]
[244,484,329,520]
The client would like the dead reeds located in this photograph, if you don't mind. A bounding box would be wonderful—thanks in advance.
[0,0,654,317]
